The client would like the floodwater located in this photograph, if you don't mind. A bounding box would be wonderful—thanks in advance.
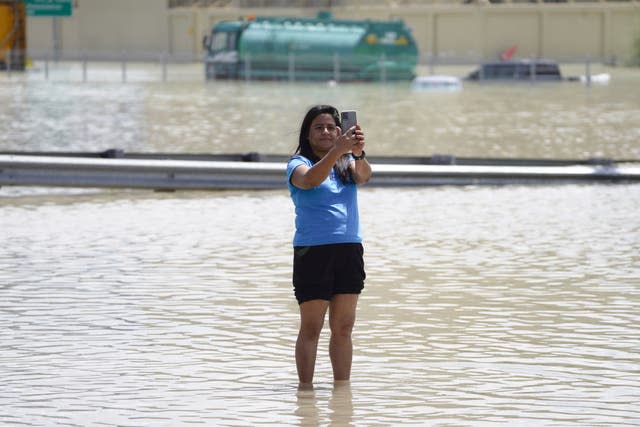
[1,63,640,426]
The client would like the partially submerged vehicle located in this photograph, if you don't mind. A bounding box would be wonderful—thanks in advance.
[202,12,418,81]
[465,59,563,82]
[411,75,462,91]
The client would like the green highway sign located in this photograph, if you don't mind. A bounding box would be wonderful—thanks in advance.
[26,0,73,17]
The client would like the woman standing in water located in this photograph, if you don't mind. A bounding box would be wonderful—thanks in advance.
[286,105,371,387]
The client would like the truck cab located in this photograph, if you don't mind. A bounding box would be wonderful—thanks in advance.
[203,20,247,79]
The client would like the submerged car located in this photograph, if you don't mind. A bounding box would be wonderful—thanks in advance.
[465,59,563,81]
[411,75,462,91]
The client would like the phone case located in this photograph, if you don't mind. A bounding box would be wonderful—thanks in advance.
[341,110,357,134]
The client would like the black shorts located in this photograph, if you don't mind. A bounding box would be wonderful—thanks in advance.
[292,243,365,304]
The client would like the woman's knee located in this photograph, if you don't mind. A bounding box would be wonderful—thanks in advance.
[329,317,355,338]
[298,300,329,339]
[299,316,326,339]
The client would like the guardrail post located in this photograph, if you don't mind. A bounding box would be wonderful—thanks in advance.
[82,50,88,82]
[161,51,167,82]
[530,57,535,83]
[380,53,386,83]
[288,52,295,82]
[121,50,127,83]
[44,51,49,80]
[584,56,591,87]
[333,52,340,83]
[245,53,251,81]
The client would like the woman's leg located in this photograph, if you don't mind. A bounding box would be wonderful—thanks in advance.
[296,299,330,385]
[329,294,359,381]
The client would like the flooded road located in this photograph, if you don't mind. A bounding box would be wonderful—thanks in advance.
[1,63,639,426]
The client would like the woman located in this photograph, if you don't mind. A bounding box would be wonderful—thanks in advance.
[286,105,372,387]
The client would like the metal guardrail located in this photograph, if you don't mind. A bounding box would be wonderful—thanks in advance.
[1,154,639,190]
[0,155,285,190]
[3,45,628,80]
[3,49,204,82]
[2,51,607,84]
[168,0,640,7]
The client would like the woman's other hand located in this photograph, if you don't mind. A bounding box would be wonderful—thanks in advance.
[336,125,365,156]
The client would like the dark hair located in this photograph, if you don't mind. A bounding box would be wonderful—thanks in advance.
[294,105,352,183]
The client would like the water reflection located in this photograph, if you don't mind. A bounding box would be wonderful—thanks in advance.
[329,382,354,426]
[295,387,321,425]
[294,382,353,426]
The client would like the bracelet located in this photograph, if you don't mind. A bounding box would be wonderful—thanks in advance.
[352,150,366,161]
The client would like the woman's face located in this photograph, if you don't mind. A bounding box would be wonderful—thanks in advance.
[308,113,339,157]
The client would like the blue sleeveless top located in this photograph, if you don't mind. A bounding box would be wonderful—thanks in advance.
[287,155,362,247]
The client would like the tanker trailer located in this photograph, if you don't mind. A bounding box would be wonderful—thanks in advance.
[203,12,418,81]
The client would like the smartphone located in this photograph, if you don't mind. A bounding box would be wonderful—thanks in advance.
[340,110,357,134]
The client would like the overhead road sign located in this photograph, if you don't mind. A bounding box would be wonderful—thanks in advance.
[25,0,72,17]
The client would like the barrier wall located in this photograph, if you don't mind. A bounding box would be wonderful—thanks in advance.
[26,0,167,60]
[25,1,640,64]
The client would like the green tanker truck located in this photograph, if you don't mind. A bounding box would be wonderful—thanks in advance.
[203,12,418,81]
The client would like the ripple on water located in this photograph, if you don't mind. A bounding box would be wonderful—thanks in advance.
[1,186,639,425]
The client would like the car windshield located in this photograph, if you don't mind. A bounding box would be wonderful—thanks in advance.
[535,63,561,76]
[484,64,515,78]
[473,62,562,79]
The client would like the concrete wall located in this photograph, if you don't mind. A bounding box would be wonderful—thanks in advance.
[26,0,640,63]
[27,0,167,59]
